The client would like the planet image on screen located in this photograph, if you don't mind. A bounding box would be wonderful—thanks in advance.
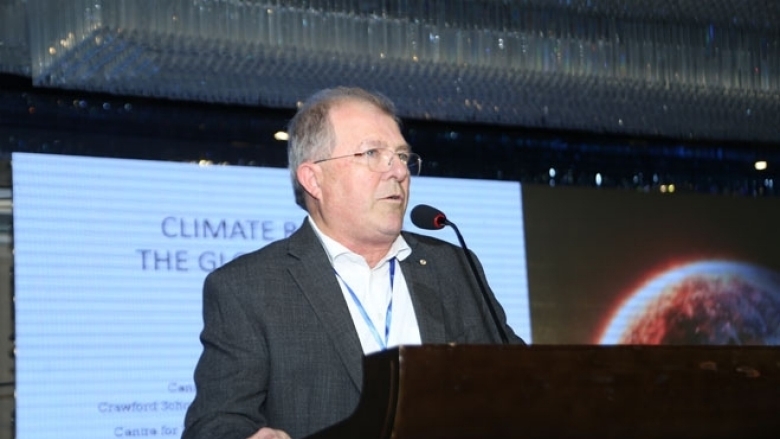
[599,260,780,345]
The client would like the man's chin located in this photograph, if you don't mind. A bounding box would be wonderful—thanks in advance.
[377,220,404,238]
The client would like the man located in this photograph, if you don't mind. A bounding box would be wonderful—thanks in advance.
[182,87,522,439]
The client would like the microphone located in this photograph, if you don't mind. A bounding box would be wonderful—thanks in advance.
[410,203,448,230]
[410,204,518,345]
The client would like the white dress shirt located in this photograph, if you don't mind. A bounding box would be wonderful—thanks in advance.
[308,217,422,355]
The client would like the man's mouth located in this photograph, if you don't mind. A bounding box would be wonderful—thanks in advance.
[383,192,407,201]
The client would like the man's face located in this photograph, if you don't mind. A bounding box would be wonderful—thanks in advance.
[313,100,411,250]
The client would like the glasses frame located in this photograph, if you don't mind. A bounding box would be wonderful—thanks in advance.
[314,148,422,176]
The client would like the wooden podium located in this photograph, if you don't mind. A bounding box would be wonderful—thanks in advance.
[305,344,780,439]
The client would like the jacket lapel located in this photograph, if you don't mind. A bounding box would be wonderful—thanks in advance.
[400,233,447,344]
[286,221,364,391]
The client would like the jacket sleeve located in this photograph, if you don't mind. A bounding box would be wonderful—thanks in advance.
[182,270,269,439]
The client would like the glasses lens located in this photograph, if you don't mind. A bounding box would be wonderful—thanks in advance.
[364,150,387,172]
[364,150,421,176]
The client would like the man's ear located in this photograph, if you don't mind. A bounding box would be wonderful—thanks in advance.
[296,163,322,201]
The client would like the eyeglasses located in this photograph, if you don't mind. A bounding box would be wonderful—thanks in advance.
[314,148,422,176]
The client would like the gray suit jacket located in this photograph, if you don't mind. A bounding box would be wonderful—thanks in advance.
[182,220,521,439]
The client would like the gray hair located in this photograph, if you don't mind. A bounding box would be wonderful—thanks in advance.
[287,87,400,210]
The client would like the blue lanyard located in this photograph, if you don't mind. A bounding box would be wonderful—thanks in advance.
[335,258,395,350]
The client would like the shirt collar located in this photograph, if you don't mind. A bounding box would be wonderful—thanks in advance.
[307,216,412,266]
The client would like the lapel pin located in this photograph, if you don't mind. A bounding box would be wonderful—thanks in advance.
[419,259,427,266]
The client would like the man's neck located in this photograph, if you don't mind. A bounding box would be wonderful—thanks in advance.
[332,235,394,269]
[307,216,395,268]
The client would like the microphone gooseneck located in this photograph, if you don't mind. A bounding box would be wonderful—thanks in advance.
[410,204,516,345]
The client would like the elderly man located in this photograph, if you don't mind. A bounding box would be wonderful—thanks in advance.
[182,87,521,439]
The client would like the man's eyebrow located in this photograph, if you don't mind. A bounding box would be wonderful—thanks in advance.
[360,140,412,151]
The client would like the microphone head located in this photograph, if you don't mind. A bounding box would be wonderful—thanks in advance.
[410,204,447,230]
